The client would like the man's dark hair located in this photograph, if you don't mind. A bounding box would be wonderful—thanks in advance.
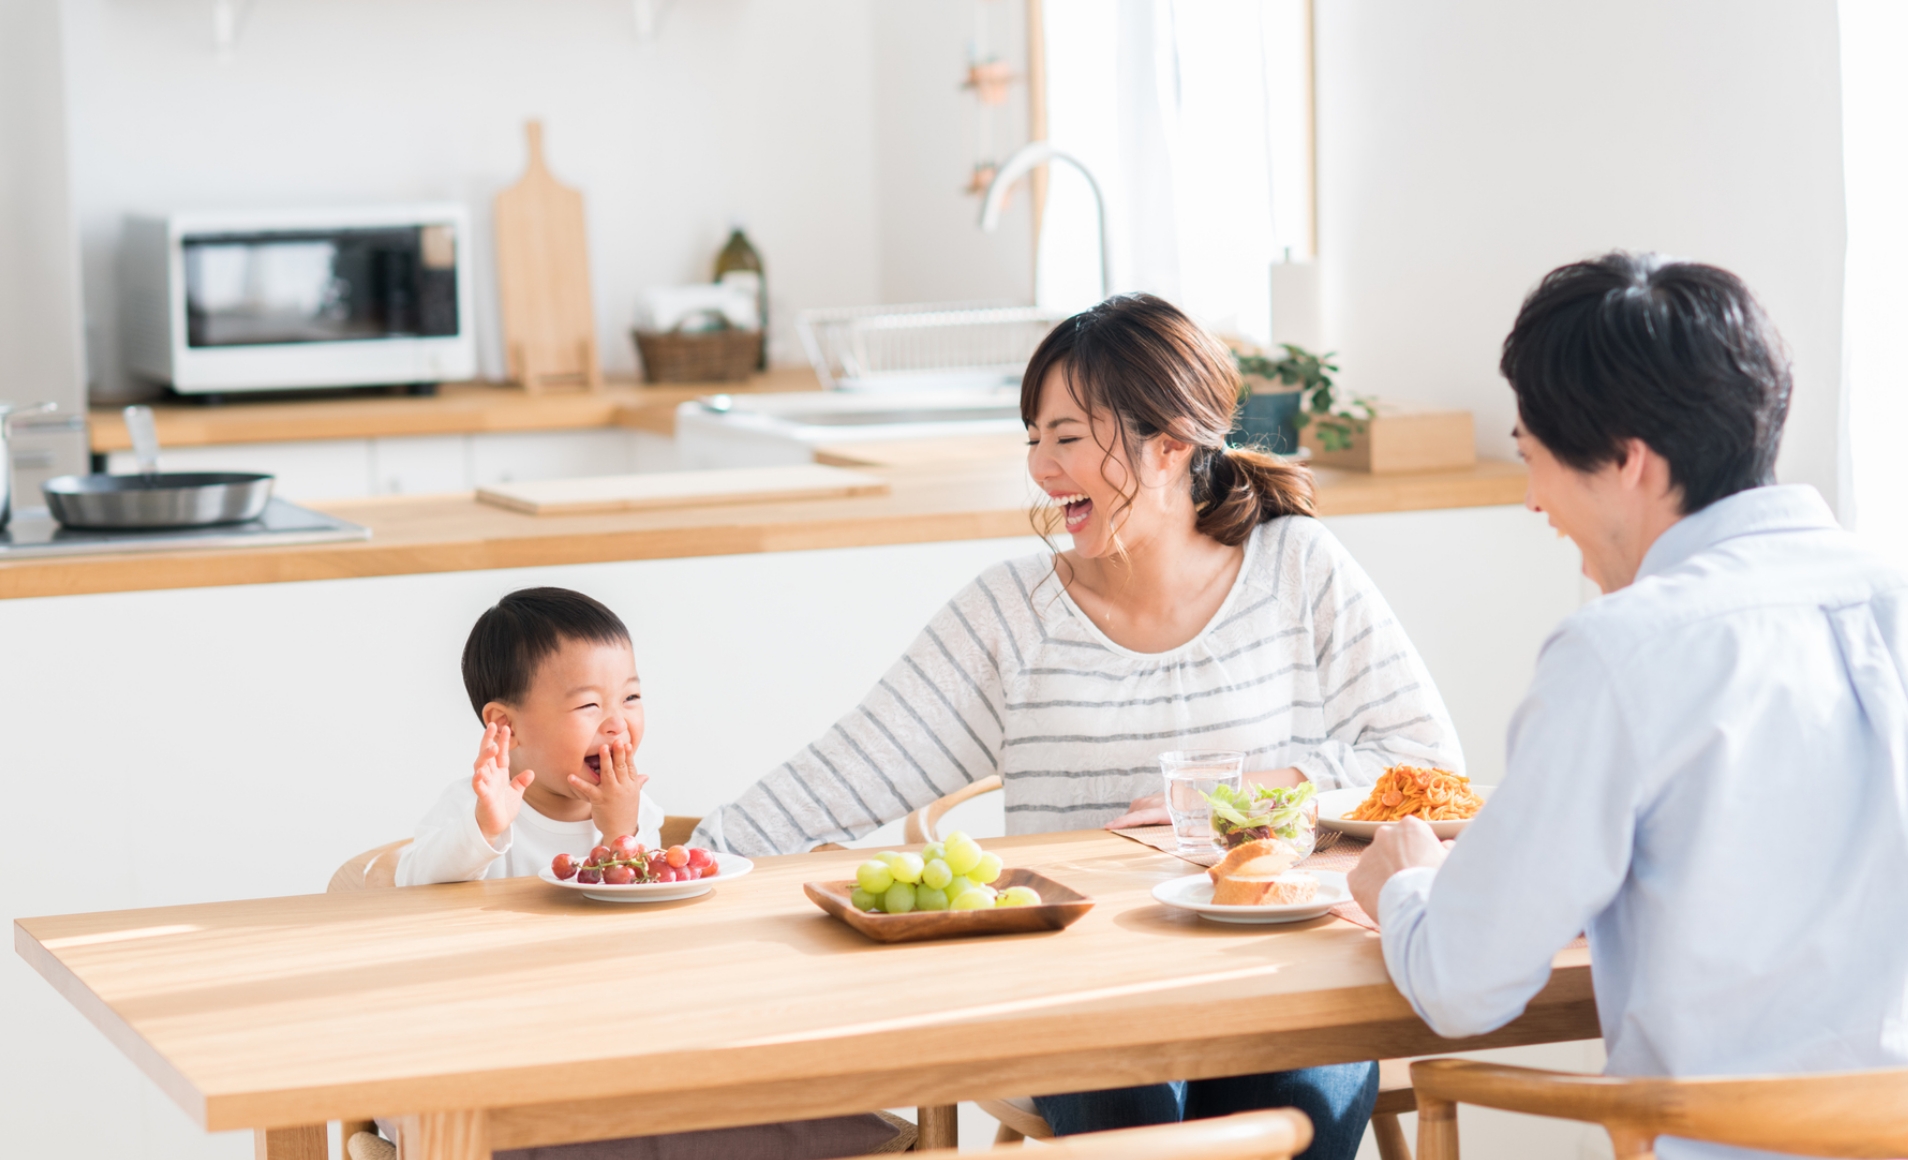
[461,587,630,719]
[1501,251,1792,514]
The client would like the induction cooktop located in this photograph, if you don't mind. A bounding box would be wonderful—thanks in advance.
[0,498,369,560]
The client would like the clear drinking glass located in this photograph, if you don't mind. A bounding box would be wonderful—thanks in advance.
[1158,750,1246,854]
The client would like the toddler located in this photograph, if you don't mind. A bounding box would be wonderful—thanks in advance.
[397,587,662,886]
[370,587,910,1160]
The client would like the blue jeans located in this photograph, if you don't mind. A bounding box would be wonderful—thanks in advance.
[1033,1062,1379,1160]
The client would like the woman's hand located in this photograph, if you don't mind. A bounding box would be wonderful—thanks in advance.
[1104,793,1170,830]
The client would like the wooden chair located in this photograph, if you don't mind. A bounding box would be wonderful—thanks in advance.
[1409,1058,1908,1159]
[911,1108,1312,1160]
[910,777,1417,1158]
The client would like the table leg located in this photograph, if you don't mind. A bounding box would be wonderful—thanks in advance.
[396,1110,489,1160]
[253,1125,326,1160]
[916,1104,958,1150]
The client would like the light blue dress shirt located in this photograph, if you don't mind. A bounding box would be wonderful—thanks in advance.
[1379,485,1908,1160]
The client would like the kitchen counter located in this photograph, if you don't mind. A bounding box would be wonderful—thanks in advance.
[86,368,822,451]
[0,458,1527,600]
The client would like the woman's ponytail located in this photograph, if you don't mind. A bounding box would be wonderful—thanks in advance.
[1193,446,1316,546]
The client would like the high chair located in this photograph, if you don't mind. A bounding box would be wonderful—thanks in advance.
[908,776,1419,1159]
[911,1107,1313,1160]
[1409,1058,1908,1159]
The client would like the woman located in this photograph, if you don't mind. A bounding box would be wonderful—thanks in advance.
[693,294,1462,1159]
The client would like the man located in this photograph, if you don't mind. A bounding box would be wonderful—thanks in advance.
[1349,252,1908,1159]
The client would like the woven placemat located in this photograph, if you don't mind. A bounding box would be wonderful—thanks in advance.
[1111,826,1379,929]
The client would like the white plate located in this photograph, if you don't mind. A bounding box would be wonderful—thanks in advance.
[1314,785,1491,841]
[539,852,754,903]
[1151,870,1348,924]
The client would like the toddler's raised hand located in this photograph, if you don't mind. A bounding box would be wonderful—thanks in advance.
[472,722,535,842]
[571,732,647,843]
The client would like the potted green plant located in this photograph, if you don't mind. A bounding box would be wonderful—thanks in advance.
[1231,345,1372,454]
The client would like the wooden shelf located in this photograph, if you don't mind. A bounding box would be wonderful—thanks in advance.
[0,458,1527,601]
[86,368,820,452]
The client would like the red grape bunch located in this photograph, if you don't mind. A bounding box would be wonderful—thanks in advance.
[550,834,716,885]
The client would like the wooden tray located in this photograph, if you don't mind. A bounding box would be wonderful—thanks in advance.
[804,869,1092,944]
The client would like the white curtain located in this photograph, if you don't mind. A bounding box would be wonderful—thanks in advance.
[1841,0,1908,563]
[1036,0,1310,343]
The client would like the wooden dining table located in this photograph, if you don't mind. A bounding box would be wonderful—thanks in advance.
[13,831,1598,1159]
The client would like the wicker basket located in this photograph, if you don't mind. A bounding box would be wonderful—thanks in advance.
[631,327,763,383]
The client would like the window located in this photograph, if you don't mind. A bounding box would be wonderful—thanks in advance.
[1036,0,1313,346]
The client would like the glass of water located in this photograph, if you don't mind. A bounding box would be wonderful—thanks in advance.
[1158,750,1246,855]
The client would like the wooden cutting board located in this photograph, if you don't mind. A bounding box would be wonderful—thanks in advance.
[494,120,603,393]
[475,464,891,516]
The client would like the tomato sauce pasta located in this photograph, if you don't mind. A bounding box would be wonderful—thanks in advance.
[1344,766,1483,823]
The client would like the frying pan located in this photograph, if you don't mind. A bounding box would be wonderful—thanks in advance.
[41,406,274,531]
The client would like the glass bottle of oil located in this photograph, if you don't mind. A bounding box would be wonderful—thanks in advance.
[714,223,766,370]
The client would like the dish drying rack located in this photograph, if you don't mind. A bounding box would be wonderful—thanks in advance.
[796,301,1065,391]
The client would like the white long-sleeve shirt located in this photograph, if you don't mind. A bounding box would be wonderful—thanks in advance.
[395,778,664,886]
[694,516,1462,855]
[1379,485,1908,1160]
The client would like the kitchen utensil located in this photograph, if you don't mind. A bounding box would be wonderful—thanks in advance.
[0,401,58,530]
[475,464,889,517]
[796,301,1064,390]
[494,120,601,393]
[125,404,161,474]
[804,869,1092,944]
[40,406,275,530]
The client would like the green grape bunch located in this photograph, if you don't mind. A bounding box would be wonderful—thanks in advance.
[849,831,1041,913]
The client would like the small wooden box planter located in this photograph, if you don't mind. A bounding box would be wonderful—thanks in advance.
[1300,401,1476,474]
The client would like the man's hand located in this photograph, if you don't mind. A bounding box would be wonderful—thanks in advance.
[1348,815,1450,921]
[572,733,647,842]
[472,722,535,842]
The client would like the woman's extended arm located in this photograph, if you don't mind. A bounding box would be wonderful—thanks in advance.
[1295,528,1464,788]
[691,588,1008,856]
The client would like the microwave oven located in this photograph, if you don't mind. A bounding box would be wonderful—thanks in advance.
[121,204,478,396]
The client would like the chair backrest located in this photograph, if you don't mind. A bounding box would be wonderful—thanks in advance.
[904,774,1004,844]
[660,815,700,849]
[1410,1058,1908,1159]
[912,1108,1310,1160]
[328,840,411,893]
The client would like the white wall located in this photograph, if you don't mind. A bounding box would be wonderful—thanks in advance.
[1313,0,1847,505]
[869,0,1037,305]
[61,0,886,399]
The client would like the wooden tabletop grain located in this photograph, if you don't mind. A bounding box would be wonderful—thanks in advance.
[0,459,1529,601]
[14,831,1595,1149]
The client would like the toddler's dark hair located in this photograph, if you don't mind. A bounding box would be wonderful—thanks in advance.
[461,587,630,719]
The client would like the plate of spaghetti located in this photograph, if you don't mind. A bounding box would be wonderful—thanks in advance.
[1316,766,1489,840]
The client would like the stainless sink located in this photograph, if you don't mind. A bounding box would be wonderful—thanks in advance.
[679,390,1026,469]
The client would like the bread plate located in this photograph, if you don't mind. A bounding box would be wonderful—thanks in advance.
[539,852,753,903]
[805,868,1092,944]
[1151,870,1347,925]
[1315,785,1492,841]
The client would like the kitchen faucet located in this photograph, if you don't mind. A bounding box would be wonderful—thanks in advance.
[978,142,1111,301]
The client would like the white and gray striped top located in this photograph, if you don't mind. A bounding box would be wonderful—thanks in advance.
[692,516,1463,855]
